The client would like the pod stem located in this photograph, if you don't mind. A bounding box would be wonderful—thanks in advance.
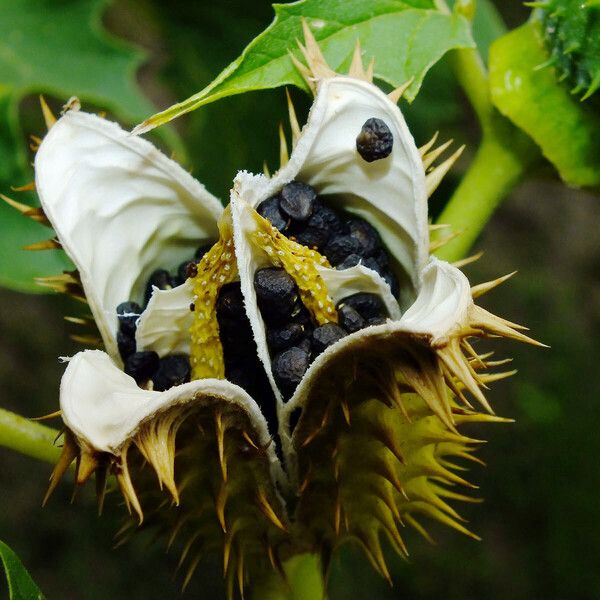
[0,408,61,464]
[434,2,541,261]
[252,553,327,600]
[435,121,539,262]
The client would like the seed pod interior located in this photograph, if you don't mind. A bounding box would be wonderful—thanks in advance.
[28,26,541,592]
[34,109,223,361]
[233,77,428,312]
[136,279,195,357]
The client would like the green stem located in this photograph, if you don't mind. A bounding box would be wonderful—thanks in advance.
[451,46,492,128]
[0,408,61,464]
[435,124,539,262]
[252,554,327,600]
[433,3,541,260]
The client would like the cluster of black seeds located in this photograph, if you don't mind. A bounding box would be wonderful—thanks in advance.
[112,166,397,404]
[257,180,399,298]
[143,244,212,305]
[117,301,191,391]
[115,243,213,391]
[253,177,399,400]
[253,267,389,400]
[216,281,278,431]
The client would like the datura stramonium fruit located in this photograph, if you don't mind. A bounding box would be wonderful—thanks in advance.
[13,23,540,595]
[537,0,600,100]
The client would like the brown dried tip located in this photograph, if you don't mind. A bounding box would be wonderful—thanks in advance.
[1,193,50,226]
[43,431,78,506]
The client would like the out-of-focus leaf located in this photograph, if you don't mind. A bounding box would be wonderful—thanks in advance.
[135,0,475,133]
[471,0,506,60]
[0,540,45,600]
[0,0,177,293]
[149,0,292,200]
[446,0,506,59]
[489,21,600,188]
[403,0,506,143]
[0,94,73,291]
[0,0,152,117]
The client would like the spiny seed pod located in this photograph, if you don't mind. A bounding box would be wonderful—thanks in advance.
[537,0,600,99]
[13,19,542,597]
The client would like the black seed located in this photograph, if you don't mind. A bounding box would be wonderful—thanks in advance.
[216,281,246,321]
[337,253,362,270]
[117,330,136,360]
[367,316,387,326]
[195,243,213,261]
[220,319,253,345]
[360,256,383,274]
[290,302,304,319]
[279,181,317,221]
[290,225,328,250]
[254,267,298,324]
[256,196,290,232]
[372,248,390,271]
[267,323,305,353]
[189,303,195,312]
[224,355,260,393]
[226,359,278,432]
[219,305,256,360]
[354,252,399,298]
[337,255,382,273]
[347,218,382,257]
[152,355,191,391]
[226,363,255,391]
[356,117,394,162]
[219,318,256,355]
[381,269,400,298]
[312,202,345,234]
[177,260,198,283]
[124,351,159,384]
[117,301,142,315]
[337,254,398,299]
[289,201,343,250]
[116,301,142,335]
[272,346,311,399]
[290,303,314,332]
[338,304,367,333]
[311,323,347,354]
[337,292,388,321]
[144,269,175,305]
[296,337,312,355]
[214,278,279,431]
[323,234,362,266]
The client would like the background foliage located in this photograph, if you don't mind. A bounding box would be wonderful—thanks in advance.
[0,1,599,598]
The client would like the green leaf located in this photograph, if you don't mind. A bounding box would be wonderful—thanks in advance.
[147,1,293,200]
[0,0,179,293]
[0,0,153,119]
[402,0,506,142]
[0,93,75,292]
[489,21,600,188]
[135,0,474,133]
[0,540,45,600]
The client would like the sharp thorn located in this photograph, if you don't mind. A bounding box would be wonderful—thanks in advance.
[39,95,57,129]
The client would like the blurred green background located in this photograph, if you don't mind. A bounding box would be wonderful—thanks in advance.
[1,1,599,598]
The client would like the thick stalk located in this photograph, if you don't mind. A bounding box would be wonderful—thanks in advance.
[0,408,61,464]
[434,24,541,260]
[252,554,326,600]
[451,46,492,127]
[435,122,538,262]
